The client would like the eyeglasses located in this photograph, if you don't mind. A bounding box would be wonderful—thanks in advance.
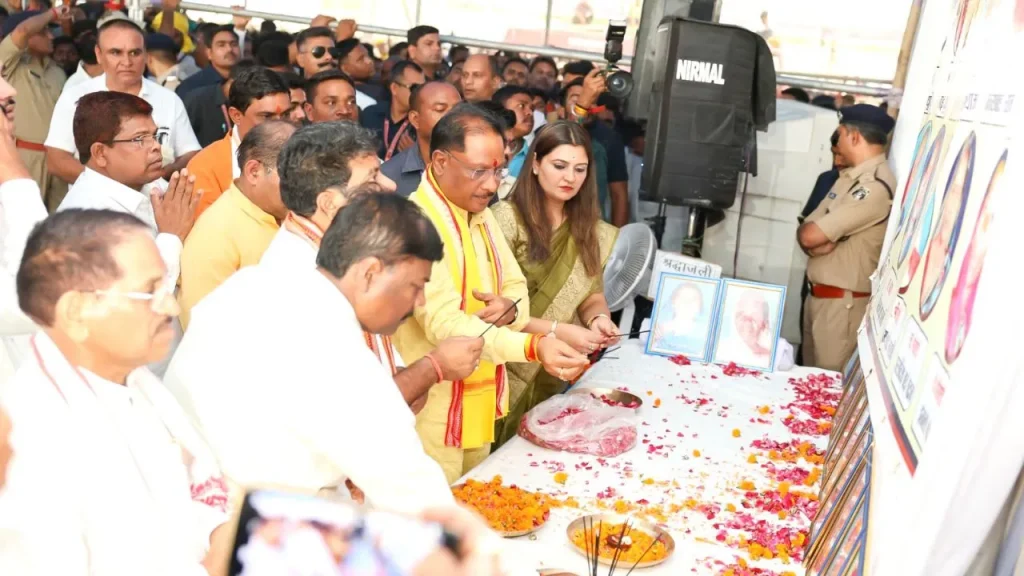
[92,284,175,312]
[108,130,169,149]
[445,152,509,181]
[308,45,341,59]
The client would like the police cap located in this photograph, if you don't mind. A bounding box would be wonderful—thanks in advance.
[839,104,895,135]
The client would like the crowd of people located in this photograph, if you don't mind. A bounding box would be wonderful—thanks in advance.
[0,0,896,574]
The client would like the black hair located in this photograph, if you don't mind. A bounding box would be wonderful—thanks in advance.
[237,120,295,172]
[296,26,333,50]
[559,77,584,107]
[202,24,237,49]
[256,39,290,69]
[389,59,423,86]
[390,41,409,57]
[76,32,98,65]
[528,87,550,102]
[811,94,837,110]
[841,121,889,146]
[71,18,97,40]
[229,59,258,80]
[501,57,528,74]
[228,66,289,114]
[194,22,219,46]
[492,85,531,107]
[53,36,77,50]
[475,100,515,132]
[304,69,355,103]
[17,209,150,327]
[448,44,469,62]
[528,55,556,73]
[781,87,810,103]
[429,102,505,156]
[562,60,595,77]
[276,70,305,90]
[618,118,645,144]
[407,25,439,47]
[277,122,380,217]
[829,129,840,148]
[362,42,379,61]
[316,193,443,279]
[335,37,361,62]
[259,20,277,35]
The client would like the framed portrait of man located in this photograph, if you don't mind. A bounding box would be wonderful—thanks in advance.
[646,273,723,362]
[709,279,786,371]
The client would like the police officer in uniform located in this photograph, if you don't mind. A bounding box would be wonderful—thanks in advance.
[798,104,896,371]
[0,6,69,212]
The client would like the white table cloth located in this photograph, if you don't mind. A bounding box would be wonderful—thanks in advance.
[471,340,840,575]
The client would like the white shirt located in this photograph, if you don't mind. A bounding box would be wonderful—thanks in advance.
[0,333,225,576]
[0,179,47,389]
[58,168,184,288]
[356,89,376,110]
[260,226,404,367]
[162,263,451,513]
[45,74,201,164]
[62,62,94,93]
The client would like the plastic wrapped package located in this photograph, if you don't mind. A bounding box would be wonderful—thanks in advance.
[518,394,638,457]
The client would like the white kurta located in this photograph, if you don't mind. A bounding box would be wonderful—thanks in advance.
[0,178,47,389]
[260,224,404,367]
[162,262,452,513]
[0,333,227,575]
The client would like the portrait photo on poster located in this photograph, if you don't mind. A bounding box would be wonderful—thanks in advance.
[709,279,785,372]
[944,150,1005,364]
[920,131,976,320]
[895,122,934,235]
[897,125,947,293]
[647,273,722,362]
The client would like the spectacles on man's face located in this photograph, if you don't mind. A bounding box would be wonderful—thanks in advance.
[308,45,341,59]
[445,151,509,181]
[108,130,169,150]
[92,283,175,313]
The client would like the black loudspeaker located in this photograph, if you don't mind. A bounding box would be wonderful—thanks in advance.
[640,18,776,210]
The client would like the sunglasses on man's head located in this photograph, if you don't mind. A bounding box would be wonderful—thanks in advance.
[309,45,341,59]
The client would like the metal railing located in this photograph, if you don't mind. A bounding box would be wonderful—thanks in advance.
[174,2,893,97]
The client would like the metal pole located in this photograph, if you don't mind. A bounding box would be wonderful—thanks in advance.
[175,2,895,97]
[414,0,422,27]
[543,0,554,46]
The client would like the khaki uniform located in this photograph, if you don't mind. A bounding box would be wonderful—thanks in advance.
[0,35,67,212]
[802,154,895,371]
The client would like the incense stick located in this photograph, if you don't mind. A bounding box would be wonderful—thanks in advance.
[584,517,593,576]
[610,329,651,338]
[477,297,523,338]
[608,520,630,575]
[623,533,662,576]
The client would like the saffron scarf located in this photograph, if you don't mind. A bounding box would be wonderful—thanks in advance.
[284,212,399,375]
[410,170,506,449]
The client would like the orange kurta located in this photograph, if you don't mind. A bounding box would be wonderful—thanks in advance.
[186,131,234,218]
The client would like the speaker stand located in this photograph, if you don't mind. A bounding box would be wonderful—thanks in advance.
[681,207,707,258]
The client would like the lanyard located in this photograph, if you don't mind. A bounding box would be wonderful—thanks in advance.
[383,117,410,161]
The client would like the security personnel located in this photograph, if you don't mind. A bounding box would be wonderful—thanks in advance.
[0,7,69,212]
[798,104,896,371]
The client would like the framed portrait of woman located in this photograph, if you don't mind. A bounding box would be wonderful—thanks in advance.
[647,273,723,362]
[708,279,786,372]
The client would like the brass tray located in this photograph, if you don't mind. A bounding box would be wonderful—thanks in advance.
[568,387,643,411]
[566,513,675,569]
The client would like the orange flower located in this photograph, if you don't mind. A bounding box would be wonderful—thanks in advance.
[570,522,668,563]
[726,503,737,512]
[739,480,756,491]
[732,428,742,437]
[778,481,791,496]
[758,405,771,414]
[646,390,653,396]
[642,477,655,485]
[803,467,822,486]
[554,472,568,485]
[778,510,788,520]
[452,476,551,534]
[692,449,702,457]
[747,454,757,464]
[654,398,662,407]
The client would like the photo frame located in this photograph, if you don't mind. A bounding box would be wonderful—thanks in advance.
[807,453,869,567]
[829,381,866,449]
[708,279,786,372]
[646,273,723,362]
[824,393,868,482]
[820,458,871,576]
[811,426,872,551]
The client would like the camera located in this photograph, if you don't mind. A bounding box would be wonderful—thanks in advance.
[603,21,634,99]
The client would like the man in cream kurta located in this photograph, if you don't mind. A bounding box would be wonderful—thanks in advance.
[0,209,228,576]
[163,193,455,514]
[394,104,588,483]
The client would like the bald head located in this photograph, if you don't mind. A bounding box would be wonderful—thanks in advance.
[237,119,297,170]
[409,81,462,144]
[461,54,500,103]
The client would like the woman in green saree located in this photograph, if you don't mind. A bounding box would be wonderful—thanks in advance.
[492,120,620,447]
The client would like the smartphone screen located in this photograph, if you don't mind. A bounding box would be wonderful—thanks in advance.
[230,489,448,576]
